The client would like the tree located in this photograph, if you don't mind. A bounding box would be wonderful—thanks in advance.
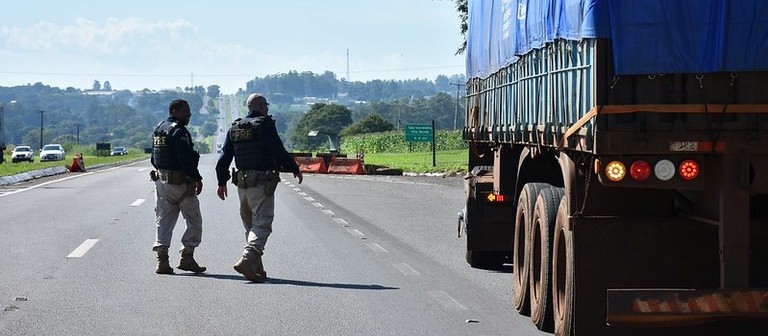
[289,103,352,151]
[455,0,468,55]
[103,81,112,91]
[92,80,101,91]
[341,113,394,137]
[206,85,220,98]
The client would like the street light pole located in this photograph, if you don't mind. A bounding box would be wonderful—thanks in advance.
[38,110,45,150]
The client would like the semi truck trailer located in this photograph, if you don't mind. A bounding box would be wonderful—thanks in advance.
[459,0,768,335]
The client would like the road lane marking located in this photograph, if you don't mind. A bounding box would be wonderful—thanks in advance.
[366,243,388,253]
[66,239,99,258]
[311,202,323,208]
[0,173,93,198]
[429,291,467,310]
[130,199,145,207]
[304,197,315,202]
[322,209,335,216]
[298,192,308,196]
[292,188,301,192]
[333,218,348,225]
[393,263,420,276]
[346,228,365,237]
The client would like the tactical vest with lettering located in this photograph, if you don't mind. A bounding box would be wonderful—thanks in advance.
[152,120,181,169]
[229,116,275,170]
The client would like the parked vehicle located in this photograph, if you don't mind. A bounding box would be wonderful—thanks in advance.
[110,146,128,156]
[11,145,34,163]
[460,1,768,335]
[39,144,65,161]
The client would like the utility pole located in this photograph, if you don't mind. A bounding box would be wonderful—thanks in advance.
[76,124,81,144]
[450,83,465,130]
[38,110,45,150]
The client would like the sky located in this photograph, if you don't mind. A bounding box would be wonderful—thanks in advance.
[0,0,465,94]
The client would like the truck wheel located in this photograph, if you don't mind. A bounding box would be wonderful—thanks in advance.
[513,182,549,315]
[465,250,505,269]
[552,198,574,336]
[530,186,564,331]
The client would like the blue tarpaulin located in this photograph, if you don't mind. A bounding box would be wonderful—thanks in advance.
[466,0,768,79]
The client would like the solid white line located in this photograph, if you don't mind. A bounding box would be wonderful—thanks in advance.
[393,262,420,276]
[130,199,145,207]
[0,172,93,198]
[429,291,467,310]
[66,239,99,258]
[366,243,388,253]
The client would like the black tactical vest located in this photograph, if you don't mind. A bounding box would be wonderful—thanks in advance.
[152,120,181,169]
[229,116,274,170]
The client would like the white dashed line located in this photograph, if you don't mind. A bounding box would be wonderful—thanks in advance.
[366,243,388,253]
[346,228,365,237]
[393,262,420,276]
[298,192,308,196]
[130,199,145,207]
[311,202,323,208]
[292,188,301,191]
[333,218,348,225]
[304,197,315,202]
[322,209,335,216]
[429,291,467,310]
[66,239,99,258]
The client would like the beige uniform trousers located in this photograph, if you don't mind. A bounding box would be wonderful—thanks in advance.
[237,181,275,255]
[153,180,203,250]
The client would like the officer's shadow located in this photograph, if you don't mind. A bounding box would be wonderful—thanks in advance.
[179,273,398,290]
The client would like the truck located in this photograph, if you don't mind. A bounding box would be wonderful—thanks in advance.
[459,1,768,335]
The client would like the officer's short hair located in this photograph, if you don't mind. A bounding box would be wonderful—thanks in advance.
[168,99,189,114]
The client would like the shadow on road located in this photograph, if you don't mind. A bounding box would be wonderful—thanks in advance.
[178,272,399,290]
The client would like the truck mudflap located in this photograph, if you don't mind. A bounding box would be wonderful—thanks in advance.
[607,289,768,327]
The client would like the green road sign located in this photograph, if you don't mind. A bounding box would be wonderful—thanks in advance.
[405,124,433,142]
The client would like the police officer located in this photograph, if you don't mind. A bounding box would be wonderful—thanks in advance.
[151,99,206,274]
[215,93,303,283]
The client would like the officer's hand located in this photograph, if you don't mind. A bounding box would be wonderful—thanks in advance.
[294,172,303,184]
[195,181,203,195]
[217,185,228,200]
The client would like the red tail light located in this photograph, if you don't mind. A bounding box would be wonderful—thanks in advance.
[629,160,651,181]
[679,160,699,180]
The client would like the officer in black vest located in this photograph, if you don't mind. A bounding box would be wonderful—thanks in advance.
[151,99,206,275]
[215,93,303,283]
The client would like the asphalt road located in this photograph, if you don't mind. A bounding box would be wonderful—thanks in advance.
[0,155,549,336]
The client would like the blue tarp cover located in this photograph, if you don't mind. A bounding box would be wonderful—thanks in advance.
[466,0,768,79]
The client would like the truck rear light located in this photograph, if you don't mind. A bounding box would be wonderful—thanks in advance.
[629,160,651,181]
[486,193,507,203]
[654,159,675,181]
[679,159,700,181]
[605,161,626,182]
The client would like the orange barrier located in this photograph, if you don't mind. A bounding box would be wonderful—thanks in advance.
[67,155,87,172]
[327,158,365,175]
[295,157,327,174]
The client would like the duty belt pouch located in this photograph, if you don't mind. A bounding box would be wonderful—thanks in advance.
[150,170,159,182]
[237,171,261,189]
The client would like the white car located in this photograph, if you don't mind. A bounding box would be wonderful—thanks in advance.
[11,145,34,163]
[40,144,66,162]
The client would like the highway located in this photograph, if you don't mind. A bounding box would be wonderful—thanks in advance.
[0,155,548,336]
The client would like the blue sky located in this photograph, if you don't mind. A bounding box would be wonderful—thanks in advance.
[0,0,465,94]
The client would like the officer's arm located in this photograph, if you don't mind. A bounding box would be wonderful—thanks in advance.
[172,128,203,181]
[215,136,235,186]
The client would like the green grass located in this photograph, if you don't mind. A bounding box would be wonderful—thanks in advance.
[363,149,467,174]
[0,152,149,177]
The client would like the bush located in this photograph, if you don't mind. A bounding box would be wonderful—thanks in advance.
[340,130,467,154]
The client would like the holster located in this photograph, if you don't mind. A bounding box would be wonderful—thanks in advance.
[235,170,280,196]
[231,167,238,186]
[150,170,159,182]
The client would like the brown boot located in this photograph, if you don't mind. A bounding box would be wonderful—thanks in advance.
[233,251,266,282]
[155,247,174,275]
[177,248,206,273]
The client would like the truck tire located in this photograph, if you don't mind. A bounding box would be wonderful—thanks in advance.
[530,186,564,331]
[552,197,574,336]
[513,182,549,315]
